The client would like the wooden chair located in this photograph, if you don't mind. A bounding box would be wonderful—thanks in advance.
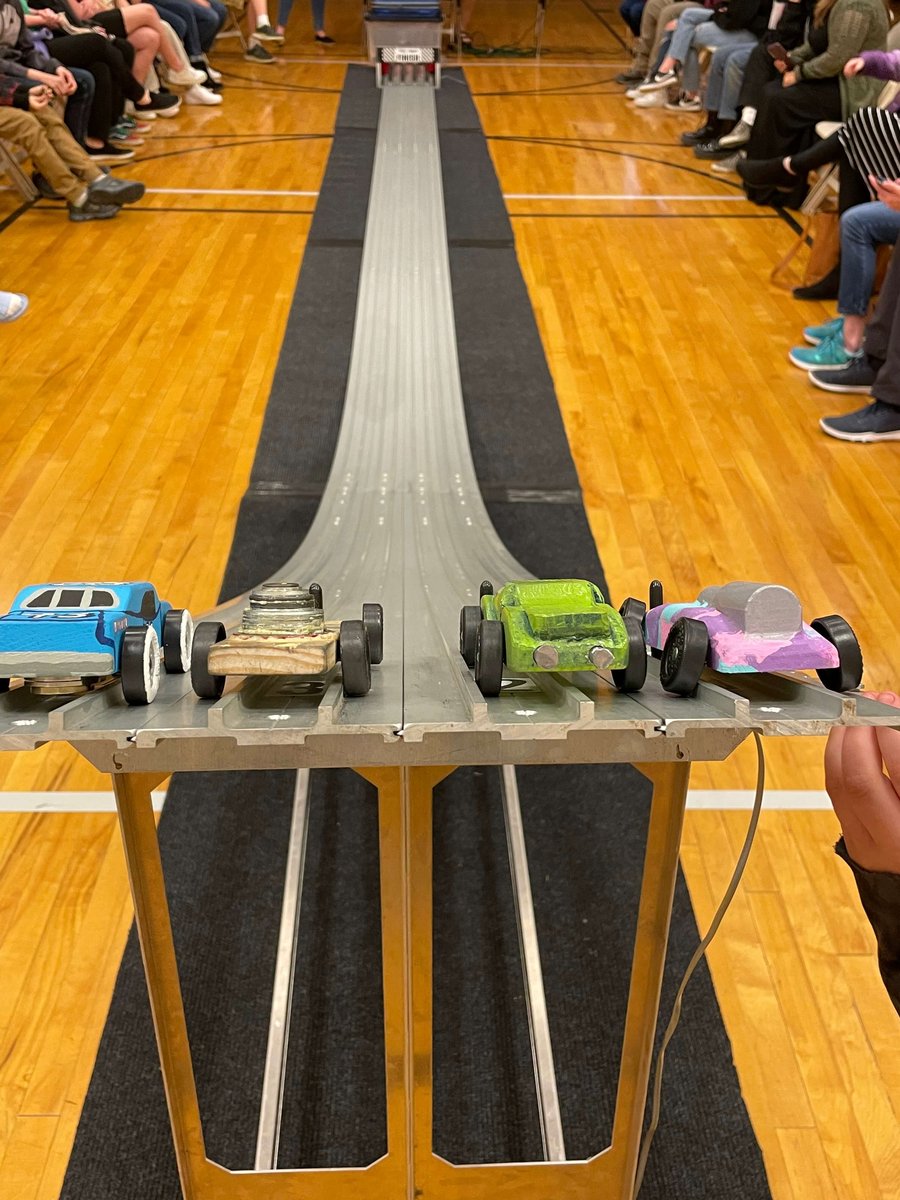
[0,139,38,202]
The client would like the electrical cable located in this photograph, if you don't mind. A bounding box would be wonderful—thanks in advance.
[632,730,767,1198]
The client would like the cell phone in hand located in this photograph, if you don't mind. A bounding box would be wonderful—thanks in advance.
[767,42,788,62]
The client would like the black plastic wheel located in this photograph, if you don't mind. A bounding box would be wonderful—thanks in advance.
[620,597,647,626]
[121,625,162,705]
[612,615,648,693]
[339,620,371,697]
[162,609,193,673]
[474,619,504,697]
[191,621,227,700]
[362,602,384,665]
[309,582,323,611]
[459,605,481,668]
[649,579,664,609]
[659,617,709,696]
[811,614,863,692]
[480,580,494,599]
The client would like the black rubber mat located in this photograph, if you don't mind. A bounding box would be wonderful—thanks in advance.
[60,66,771,1199]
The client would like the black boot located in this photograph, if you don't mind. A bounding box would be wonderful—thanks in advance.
[737,156,797,189]
[680,116,715,146]
[793,262,841,301]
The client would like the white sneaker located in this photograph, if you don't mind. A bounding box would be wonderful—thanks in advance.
[167,65,207,87]
[203,58,223,82]
[183,83,223,106]
[125,100,155,120]
[626,83,647,99]
[633,90,668,108]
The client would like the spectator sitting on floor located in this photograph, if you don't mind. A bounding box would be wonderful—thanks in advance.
[0,75,144,216]
[826,691,900,1012]
[636,0,774,107]
[813,188,900,442]
[737,0,889,208]
[0,290,28,321]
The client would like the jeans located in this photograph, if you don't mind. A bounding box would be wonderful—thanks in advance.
[866,234,900,408]
[620,0,646,37]
[152,0,225,55]
[277,0,326,31]
[63,67,94,145]
[633,0,702,74]
[669,9,757,94]
[838,202,900,317]
[706,41,753,119]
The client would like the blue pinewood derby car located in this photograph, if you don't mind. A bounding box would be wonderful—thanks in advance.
[0,582,193,704]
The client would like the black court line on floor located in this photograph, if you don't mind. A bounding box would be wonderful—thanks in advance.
[61,66,772,1200]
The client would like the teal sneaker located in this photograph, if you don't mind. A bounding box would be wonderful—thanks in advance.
[789,330,861,371]
[803,315,843,346]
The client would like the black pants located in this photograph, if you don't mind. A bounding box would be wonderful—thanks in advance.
[790,131,872,213]
[51,32,141,141]
[737,41,780,112]
[745,75,843,206]
[867,236,900,409]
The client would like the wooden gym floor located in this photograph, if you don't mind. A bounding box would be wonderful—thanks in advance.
[0,1,898,1195]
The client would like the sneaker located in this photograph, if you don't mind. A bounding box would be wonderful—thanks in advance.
[89,174,145,206]
[789,331,861,370]
[183,83,223,105]
[809,359,877,395]
[718,117,752,148]
[0,291,28,322]
[626,82,649,99]
[126,101,155,120]
[693,139,737,159]
[615,67,645,84]
[31,171,63,200]
[244,39,275,63]
[86,142,136,163]
[203,58,223,82]
[710,150,744,174]
[666,93,701,112]
[314,32,334,42]
[119,115,152,134]
[681,121,716,146]
[109,126,144,146]
[638,69,678,93]
[254,22,284,41]
[633,90,668,108]
[803,316,843,346]
[166,64,207,87]
[68,196,119,222]
[135,92,181,117]
[820,400,900,442]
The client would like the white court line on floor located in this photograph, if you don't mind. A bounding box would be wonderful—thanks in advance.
[688,790,831,811]
[0,790,830,812]
[0,791,166,813]
[266,56,632,69]
[146,187,319,197]
[504,192,748,202]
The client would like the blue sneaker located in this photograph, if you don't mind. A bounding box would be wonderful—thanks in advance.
[789,330,861,371]
[803,316,843,346]
[820,400,900,442]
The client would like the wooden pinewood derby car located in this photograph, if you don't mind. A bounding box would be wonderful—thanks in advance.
[191,582,383,700]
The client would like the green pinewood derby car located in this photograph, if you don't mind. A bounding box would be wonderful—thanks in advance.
[459,578,647,698]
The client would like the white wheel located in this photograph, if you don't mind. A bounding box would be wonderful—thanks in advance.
[163,609,194,673]
[121,626,161,705]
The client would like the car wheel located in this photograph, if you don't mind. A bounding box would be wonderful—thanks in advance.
[620,597,647,626]
[475,619,504,697]
[340,620,371,697]
[660,617,709,696]
[162,609,194,673]
[191,621,227,700]
[612,615,648,693]
[811,615,863,692]
[121,625,161,705]
[459,605,481,668]
[362,603,384,665]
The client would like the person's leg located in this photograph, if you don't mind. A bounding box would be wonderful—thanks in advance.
[703,43,739,116]
[681,24,756,96]
[659,7,711,75]
[153,1,202,59]
[188,0,221,53]
[716,41,752,120]
[638,0,699,76]
[837,203,900,347]
[1,108,94,203]
[118,3,188,72]
[33,105,146,208]
[63,66,94,146]
[276,0,294,32]
[310,0,326,35]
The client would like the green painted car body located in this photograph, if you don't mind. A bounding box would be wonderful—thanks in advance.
[480,579,629,672]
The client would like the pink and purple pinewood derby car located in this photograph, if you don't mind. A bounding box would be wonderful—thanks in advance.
[622,581,863,697]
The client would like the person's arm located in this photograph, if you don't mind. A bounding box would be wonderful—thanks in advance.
[825,693,900,1015]
[793,2,882,80]
[855,48,900,81]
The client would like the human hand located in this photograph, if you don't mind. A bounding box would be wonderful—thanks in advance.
[782,69,797,87]
[55,66,77,94]
[774,57,788,74]
[825,692,900,873]
[844,56,865,76]
[28,85,52,111]
[870,177,900,212]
